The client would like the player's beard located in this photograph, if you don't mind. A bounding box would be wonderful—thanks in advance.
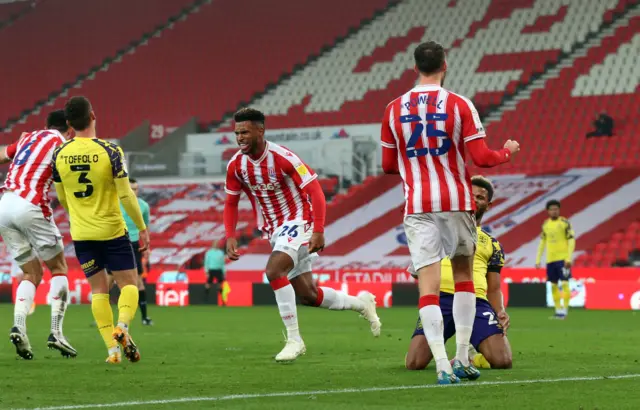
[475,208,485,224]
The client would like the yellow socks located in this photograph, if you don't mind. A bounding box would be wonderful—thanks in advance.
[562,281,571,314]
[551,283,562,313]
[91,293,116,350]
[221,281,231,306]
[117,285,139,329]
[472,353,492,369]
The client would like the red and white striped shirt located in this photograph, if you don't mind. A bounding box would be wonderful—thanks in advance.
[224,142,317,237]
[381,84,486,215]
[3,130,66,219]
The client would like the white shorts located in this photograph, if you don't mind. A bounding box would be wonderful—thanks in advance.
[0,191,63,264]
[404,211,477,276]
[270,221,318,280]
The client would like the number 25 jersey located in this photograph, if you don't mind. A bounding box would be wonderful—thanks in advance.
[52,138,127,241]
[380,84,485,215]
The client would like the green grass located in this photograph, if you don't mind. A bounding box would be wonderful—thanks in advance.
[1,305,640,409]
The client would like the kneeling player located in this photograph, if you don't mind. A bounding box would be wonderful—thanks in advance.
[406,176,512,370]
[224,108,381,362]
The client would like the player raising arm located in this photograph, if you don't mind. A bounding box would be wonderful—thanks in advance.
[53,96,149,364]
[224,108,381,362]
[406,176,512,371]
[381,41,519,384]
[0,111,77,360]
[535,200,575,319]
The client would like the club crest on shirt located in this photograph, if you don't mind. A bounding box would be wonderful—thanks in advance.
[268,167,276,179]
[241,168,249,180]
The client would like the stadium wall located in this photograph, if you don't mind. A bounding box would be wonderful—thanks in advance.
[2,267,640,310]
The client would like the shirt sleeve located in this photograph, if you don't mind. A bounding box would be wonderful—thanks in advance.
[224,159,242,196]
[142,201,150,226]
[565,220,575,239]
[380,102,397,149]
[5,142,18,160]
[459,96,486,143]
[52,147,61,183]
[277,150,317,189]
[110,145,129,179]
[487,238,505,273]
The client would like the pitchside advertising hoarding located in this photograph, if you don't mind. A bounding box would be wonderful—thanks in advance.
[2,267,640,309]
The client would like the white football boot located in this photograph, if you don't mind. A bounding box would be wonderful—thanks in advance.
[358,291,382,337]
[275,338,306,362]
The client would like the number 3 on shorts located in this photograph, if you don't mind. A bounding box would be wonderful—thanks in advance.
[279,225,298,238]
[483,311,498,325]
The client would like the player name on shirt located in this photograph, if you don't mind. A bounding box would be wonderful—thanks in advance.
[56,154,100,164]
[402,94,443,110]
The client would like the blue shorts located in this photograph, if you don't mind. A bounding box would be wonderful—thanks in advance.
[412,293,503,349]
[547,261,571,283]
[73,235,136,278]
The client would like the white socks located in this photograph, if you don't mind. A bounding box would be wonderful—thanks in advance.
[271,278,301,342]
[317,287,365,311]
[49,275,69,336]
[453,282,476,366]
[14,280,36,332]
[419,295,451,373]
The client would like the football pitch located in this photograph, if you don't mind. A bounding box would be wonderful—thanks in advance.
[1,305,640,410]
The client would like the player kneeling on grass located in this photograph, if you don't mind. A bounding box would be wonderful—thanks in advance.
[406,176,512,371]
[53,96,149,364]
[224,108,381,362]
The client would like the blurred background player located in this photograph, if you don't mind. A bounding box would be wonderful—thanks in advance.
[406,176,512,371]
[53,96,149,363]
[224,108,380,362]
[203,240,230,305]
[0,111,77,360]
[536,200,575,319]
[381,41,520,384]
[106,177,153,325]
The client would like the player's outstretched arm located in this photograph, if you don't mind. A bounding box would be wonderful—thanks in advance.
[466,138,518,168]
[223,193,241,260]
[301,178,326,253]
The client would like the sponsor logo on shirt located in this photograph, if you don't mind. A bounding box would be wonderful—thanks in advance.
[249,182,281,191]
[295,164,309,177]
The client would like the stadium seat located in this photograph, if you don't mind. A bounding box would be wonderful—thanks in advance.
[0,0,197,130]
[0,0,392,141]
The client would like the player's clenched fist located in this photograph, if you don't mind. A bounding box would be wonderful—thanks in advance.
[504,140,520,154]
[226,237,240,260]
[308,232,325,254]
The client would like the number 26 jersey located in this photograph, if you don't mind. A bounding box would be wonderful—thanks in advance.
[380,84,485,215]
[52,138,128,241]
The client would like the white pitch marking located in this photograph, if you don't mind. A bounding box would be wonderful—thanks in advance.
[18,373,640,410]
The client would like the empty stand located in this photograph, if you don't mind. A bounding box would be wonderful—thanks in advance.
[0,0,392,141]
[0,0,196,128]
[247,0,623,129]
[479,12,640,175]
[0,0,33,24]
